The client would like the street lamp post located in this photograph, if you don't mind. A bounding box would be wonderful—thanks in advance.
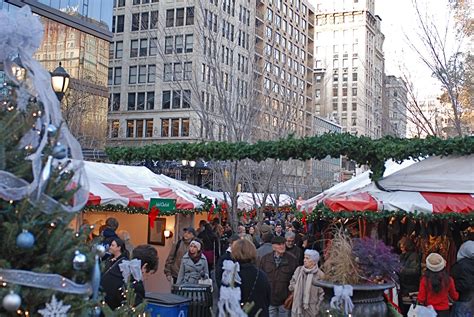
[50,62,70,102]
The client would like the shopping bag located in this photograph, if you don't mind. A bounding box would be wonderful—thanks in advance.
[407,303,437,317]
[198,277,213,292]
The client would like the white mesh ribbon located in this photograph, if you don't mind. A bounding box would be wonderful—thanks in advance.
[0,6,88,212]
[119,259,143,283]
[330,285,354,314]
[218,260,247,317]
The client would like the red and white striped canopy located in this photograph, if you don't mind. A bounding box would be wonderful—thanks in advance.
[302,155,474,214]
[84,161,203,210]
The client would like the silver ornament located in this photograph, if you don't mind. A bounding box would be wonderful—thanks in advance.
[2,291,21,312]
[46,124,58,137]
[52,143,67,159]
[72,250,87,270]
[16,230,35,249]
[95,244,106,257]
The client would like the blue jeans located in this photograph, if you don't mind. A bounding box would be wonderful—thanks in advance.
[269,305,290,317]
[450,301,473,317]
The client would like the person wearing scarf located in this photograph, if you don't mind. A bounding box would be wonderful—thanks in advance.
[288,250,325,317]
[177,239,210,284]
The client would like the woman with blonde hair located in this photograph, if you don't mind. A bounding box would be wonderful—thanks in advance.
[288,249,325,317]
[231,238,271,317]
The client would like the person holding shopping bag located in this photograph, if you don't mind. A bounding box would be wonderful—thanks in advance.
[417,253,459,317]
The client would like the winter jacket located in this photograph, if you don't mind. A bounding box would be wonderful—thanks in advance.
[101,254,128,310]
[399,251,421,295]
[259,251,298,306]
[164,238,191,278]
[289,266,325,317]
[177,252,209,285]
[286,245,304,266]
[239,262,271,317]
[417,276,459,311]
[451,243,474,302]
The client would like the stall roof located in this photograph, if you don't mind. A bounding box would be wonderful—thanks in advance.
[302,155,474,214]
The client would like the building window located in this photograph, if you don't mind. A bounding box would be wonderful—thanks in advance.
[130,40,138,58]
[182,90,191,108]
[352,102,357,111]
[117,0,126,7]
[149,38,157,56]
[184,62,192,80]
[115,41,123,59]
[176,8,185,26]
[181,118,190,136]
[136,120,144,137]
[116,15,124,33]
[146,119,153,137]
[185,34,194,53]
[172,90,181,109]
[174,63,183,80]
[175,35,183,53]
[137,92,145,110]
[140,39,148,56]
[315,89,321,99]
[141,12,149,30]
[147,92,155,110]
[132,13,140,31]
[333,102,338,111]
[111,120,119,138]
[164,63,172,82]
[148,65,156,83]
[113,67,122,85]
[352,72,358,81]
[166,9,174,27]
[161,119,170,137]
[111,93,121,111]
[162,91,171,109]
[342,102,347,111]
[126,120,135,137]
[151,11,159,29]
[332,86,338,97]
[129,66,137,84]
[128,93,136,110]
[186,7,195,25]
[352,87,357,96]
[165,36,173,54]
[108,68,113,85]
[138,65,147,83]
[171,118,180,137]
[342,87,348,96]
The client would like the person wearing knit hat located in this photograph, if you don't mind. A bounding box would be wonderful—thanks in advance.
[288,249,325,316]
[176,238,209,285]
[417,253,459,317]
[451,240,474,316]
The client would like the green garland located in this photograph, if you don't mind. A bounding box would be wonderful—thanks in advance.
[294,204,474,224]
[83,204,206,216]
[105,134,474,180]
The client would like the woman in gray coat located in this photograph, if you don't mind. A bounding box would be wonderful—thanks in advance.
[177,239,209,284]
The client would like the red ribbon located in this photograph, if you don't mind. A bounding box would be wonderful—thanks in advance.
[149,206,160,229]
[301,211,308,231]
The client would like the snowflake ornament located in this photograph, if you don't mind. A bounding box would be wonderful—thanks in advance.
[38,295,71,317]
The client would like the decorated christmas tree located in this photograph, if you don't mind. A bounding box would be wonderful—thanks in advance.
[0,6,102,315]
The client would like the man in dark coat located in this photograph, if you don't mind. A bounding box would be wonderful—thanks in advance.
[256,232,274,265]
[259,236,298,317]
[101,217,119,261]
[285,231,303,266]
[451,240,474,316]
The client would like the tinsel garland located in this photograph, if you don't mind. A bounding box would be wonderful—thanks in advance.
[105,134,474,181]
[83,204,204,216]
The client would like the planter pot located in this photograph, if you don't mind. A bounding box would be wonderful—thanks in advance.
[315,280,395,317]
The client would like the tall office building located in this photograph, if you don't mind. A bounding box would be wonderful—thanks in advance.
[107,0,315,143]
[1,0,113,150]
[106,0,316,192]
[384,75,408,138]
[312,0,385,138]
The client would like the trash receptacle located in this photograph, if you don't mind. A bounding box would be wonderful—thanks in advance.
[146,292,191,317]
[171,284,212,317]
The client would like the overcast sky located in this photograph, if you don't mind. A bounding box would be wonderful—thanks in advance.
[375,0,459,99]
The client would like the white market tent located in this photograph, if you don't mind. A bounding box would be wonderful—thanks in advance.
[85,161,294,211]
[301,155,474,214]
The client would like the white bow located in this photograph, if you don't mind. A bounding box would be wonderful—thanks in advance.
[221,260,241,286]
[330,285,354,314]
[119,259,143,283]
